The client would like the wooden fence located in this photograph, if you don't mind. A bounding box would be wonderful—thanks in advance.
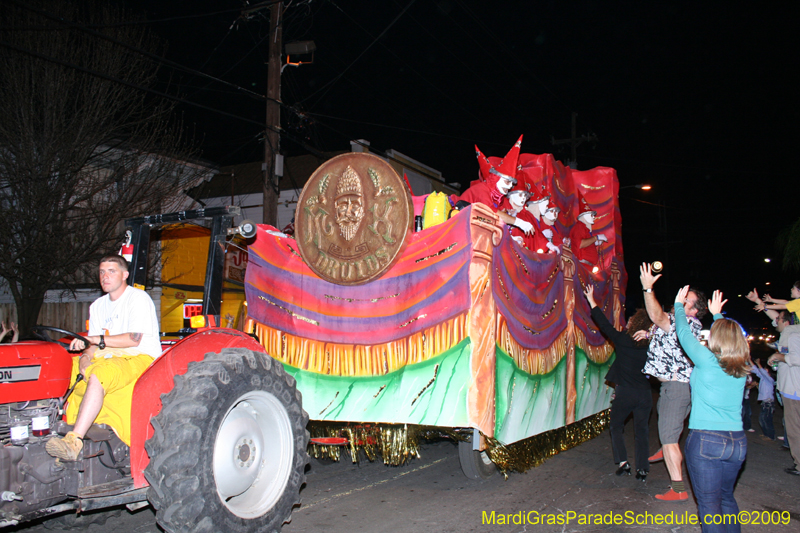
[0,302,92,334]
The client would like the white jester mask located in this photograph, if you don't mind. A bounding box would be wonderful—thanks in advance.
[536,197,550,212]
[508,191,527,209]
[495,177,514,195]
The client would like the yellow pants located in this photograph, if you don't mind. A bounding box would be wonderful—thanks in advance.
[65,350,154,446]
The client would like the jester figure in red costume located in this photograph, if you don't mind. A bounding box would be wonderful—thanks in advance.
[541,205,563,253]
[522,183,554,253]
[454,135,533,236]
[501,173,534,246]
[569,193,607,267]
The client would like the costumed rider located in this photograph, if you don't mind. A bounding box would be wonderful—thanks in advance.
[541,205,563,254]
[46,254,162,461]
[501,173,533,246]
[453,135,533,237]
[569,193,607,269]
[523,184,554,253]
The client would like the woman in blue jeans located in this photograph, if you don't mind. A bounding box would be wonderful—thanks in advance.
[674,286,749,533]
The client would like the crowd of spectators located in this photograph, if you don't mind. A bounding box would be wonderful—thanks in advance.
[586,268,800,533]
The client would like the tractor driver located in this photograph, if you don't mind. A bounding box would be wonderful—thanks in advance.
[46,255,162,461]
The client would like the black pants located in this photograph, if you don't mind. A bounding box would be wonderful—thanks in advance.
[610,385,653,471]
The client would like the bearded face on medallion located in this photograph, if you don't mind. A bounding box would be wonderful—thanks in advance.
[295,153,413,285]
[334,165,365,241]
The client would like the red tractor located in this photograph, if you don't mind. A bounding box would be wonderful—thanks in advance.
[0,207,308,532]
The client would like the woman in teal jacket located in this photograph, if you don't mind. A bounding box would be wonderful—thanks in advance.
[674,286,750,533]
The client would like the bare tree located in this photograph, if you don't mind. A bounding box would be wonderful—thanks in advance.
[0,0,208,335]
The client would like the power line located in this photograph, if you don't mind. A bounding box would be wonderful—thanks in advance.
[386,0,506,109]
[0,39,267,129]
[83,7,246,28]
[300,114,462,184]
[3,3,348,162]
[0,37,338,173]
[302,0,486,128]
[196,17,237,73]
[3,3,446,177]
[298,0,417,106]
[450,1,601,150]
[583,153,789,177]
[452,0,575,115]
[183,20,273,102]
[6,0,526,177]
[304,111,516,149]
[8,0,266,103]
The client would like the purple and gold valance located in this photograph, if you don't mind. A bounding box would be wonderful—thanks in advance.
[245,207,474,345]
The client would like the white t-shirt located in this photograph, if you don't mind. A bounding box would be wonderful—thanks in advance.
[88,285,162,359]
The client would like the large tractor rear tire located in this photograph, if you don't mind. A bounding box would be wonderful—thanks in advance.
[144,348,309,533]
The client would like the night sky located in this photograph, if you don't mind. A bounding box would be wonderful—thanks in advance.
[123,0,796,329]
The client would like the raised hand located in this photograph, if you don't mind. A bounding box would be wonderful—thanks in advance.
[708,290,728,316]
[675,285,690,305]
[583,285,596,307]
[640,262,662,290]
[745,289,761,303]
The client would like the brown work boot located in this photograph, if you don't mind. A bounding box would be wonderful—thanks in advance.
[45,431,84,461]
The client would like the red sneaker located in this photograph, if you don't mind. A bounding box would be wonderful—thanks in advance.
[648,449,663,462]
[655,488,688,502]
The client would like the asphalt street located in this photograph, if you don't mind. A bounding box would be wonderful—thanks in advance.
[10,397,800,533]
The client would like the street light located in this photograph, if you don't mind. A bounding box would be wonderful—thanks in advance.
[620,184,652,190]
[284,40,316,71]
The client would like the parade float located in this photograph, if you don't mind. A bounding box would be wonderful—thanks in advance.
[244,148,626,477]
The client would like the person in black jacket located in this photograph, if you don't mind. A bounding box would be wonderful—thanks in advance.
[585,285,654,482]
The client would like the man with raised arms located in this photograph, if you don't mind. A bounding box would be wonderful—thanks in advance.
[637,263,706,501]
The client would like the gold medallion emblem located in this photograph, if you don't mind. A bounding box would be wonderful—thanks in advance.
[295,153,414,285]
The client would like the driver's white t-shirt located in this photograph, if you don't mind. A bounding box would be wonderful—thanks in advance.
[88,285,162,359]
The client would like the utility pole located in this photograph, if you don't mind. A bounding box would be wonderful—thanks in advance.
[263,1,281,226]
[551,112,598,169]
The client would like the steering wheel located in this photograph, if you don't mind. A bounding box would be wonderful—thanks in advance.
[32,326,92,351]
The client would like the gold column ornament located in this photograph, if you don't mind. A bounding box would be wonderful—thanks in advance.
[466,203,504,440]
[560,246,577,424]
[610,258,622,330]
